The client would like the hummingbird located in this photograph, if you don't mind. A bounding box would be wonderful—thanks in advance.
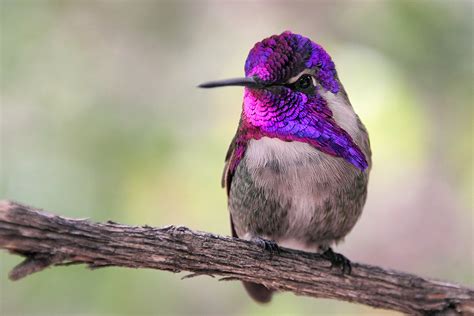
[199,31,371,303]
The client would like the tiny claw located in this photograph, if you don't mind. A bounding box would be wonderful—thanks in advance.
[322,248,352,275]
[252,237,280,254]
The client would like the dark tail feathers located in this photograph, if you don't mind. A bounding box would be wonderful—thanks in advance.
[243,282,274,303]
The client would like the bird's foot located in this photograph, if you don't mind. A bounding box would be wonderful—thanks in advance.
[252,237,280,254]
[322,248,352,275]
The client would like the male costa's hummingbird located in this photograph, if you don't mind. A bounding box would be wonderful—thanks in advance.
[199,31,371,303]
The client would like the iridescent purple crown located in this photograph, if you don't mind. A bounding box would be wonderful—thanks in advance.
[245,31,339,94]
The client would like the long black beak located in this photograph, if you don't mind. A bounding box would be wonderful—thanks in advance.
[198,77,263,89]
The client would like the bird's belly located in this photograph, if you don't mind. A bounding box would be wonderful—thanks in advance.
[228,137,368,252]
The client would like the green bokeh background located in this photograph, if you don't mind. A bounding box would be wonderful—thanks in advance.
[0,1,472,315]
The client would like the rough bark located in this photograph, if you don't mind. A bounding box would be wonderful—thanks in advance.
[0,200,472,315]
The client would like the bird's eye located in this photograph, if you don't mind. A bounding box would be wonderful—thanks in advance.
[295,74,313,91]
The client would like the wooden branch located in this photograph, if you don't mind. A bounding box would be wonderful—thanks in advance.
[0,200,472,315]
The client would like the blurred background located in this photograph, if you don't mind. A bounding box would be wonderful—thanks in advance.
[1,0,472,315]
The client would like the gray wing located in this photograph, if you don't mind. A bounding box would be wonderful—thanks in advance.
[222,134,239,238]
[221,134,238,195]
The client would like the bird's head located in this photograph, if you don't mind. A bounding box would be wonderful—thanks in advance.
[200,31,368,171]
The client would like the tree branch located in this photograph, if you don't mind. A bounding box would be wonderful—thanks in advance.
[0,200,472,315]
